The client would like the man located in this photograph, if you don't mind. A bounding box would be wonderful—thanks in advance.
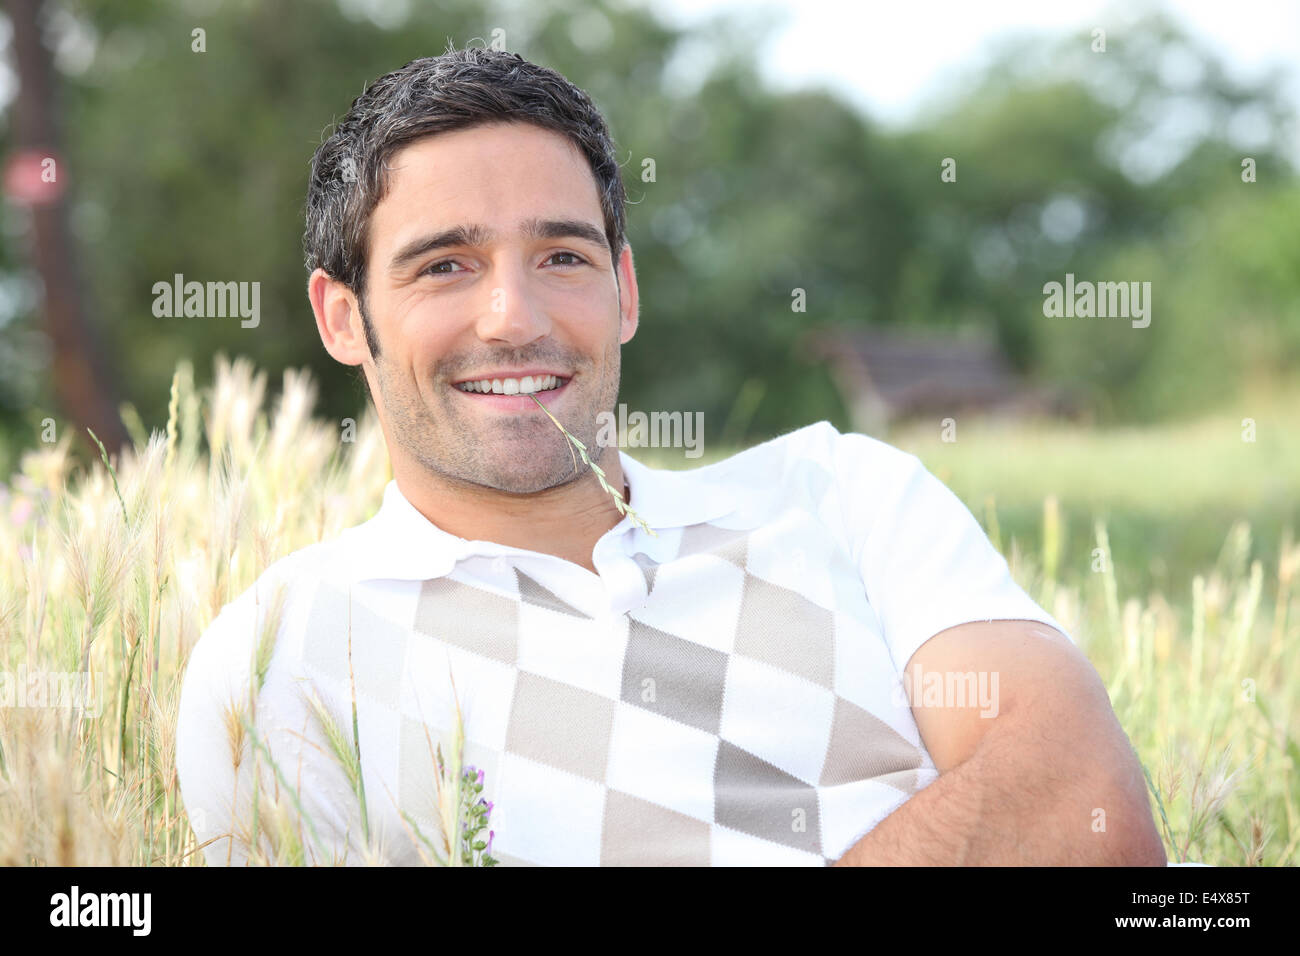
[175,46,1167,866]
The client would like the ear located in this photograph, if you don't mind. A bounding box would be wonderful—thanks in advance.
[616,243,639,345]
[308,268,371,366]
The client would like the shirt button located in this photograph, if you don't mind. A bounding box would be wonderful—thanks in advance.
[601,556,649,613]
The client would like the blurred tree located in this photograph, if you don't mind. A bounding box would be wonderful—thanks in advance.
[0,0,1295,476]
[5,0,127,455]
[888,12,1298,420]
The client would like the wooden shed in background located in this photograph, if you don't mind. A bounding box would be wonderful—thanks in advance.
[801,325,1077,434]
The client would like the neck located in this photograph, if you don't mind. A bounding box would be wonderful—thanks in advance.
[390,454,629,575]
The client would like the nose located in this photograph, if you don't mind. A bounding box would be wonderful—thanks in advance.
[474,259,552,347]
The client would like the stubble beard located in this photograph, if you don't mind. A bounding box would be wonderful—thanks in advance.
[374,340,621,496]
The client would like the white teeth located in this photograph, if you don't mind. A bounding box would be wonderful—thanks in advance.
[458,375,564,394]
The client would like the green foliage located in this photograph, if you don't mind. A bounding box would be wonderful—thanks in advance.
[0,2,1296,466]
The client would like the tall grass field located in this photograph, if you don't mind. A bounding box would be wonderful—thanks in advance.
[1,357,1295,865]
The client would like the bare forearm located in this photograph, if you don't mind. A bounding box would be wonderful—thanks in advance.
[832,715,1166,866]
[832,725,1015,866]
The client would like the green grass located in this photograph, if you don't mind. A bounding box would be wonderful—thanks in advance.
[891,387,1299,597]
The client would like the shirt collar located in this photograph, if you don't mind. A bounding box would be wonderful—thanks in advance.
[342,450,741,584]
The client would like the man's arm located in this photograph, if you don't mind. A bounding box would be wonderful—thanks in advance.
[832,619,1166,865]
[176,582,369,866]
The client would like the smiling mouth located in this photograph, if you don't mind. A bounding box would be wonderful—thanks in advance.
[454,373,569,396]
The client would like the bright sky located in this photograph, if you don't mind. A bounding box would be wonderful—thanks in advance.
[650,0,1300,127]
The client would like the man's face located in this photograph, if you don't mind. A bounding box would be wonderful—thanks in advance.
[356,121,636,494]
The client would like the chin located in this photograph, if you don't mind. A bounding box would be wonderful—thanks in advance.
[483,461,579,495]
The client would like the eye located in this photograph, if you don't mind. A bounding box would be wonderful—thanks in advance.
[547,251,587,267]
[422,258,465,277]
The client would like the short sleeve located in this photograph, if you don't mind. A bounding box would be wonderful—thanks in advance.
[175,576,372,866]
[175,588,268,866]
[833,430,1071,674]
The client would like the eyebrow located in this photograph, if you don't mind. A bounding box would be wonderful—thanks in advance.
[387,217,608,272]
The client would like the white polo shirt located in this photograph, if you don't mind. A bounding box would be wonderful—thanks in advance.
[175,420,1069,866]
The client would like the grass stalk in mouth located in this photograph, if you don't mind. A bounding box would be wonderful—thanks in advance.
[526,393,656,538]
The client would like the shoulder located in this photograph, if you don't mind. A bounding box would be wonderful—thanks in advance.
[174,534,375,865]
[179,538,345,704]
[697,420,928,526]
[706,420,844,472]
[706,420,921,484]
[175,538,344,806]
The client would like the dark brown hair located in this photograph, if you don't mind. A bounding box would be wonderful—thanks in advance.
[303,44,628,357]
